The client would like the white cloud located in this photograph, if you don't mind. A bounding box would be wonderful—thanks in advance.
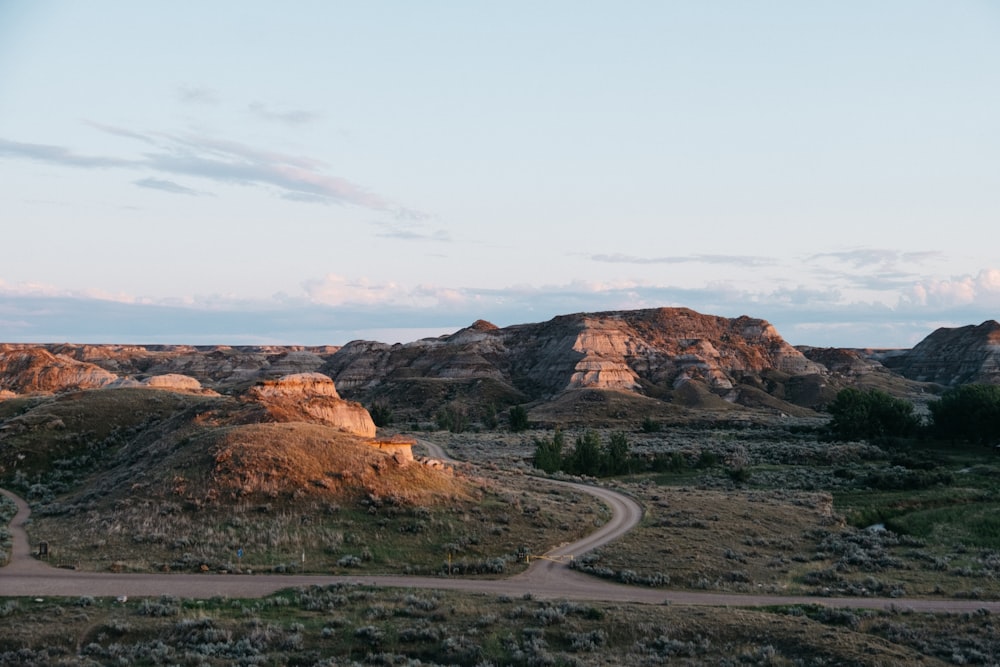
[905,269,1000,308]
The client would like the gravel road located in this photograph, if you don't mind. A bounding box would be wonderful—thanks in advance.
[3,446,1000,613]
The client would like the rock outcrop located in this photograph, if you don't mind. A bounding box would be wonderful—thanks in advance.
[140,374,208,393]
[323,308,826,412]
[243,372,376,437]
[46,344,340,387]
[883,320,1000,386]
[8,306,996,420]
[0,348,118,394]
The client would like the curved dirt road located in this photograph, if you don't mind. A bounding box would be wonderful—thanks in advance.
[3,447,1000,613]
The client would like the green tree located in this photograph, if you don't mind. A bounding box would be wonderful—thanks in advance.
[435,403,469,433]
[640,416,661,433]
[604,431,630,475]
[928,384,1000,445]
[566,430,603,476]
[508,405,530,432]
[368,401,393,428]
[826,388,920,442]
[532,430,565,473]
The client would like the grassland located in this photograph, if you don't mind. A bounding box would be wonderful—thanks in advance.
[434,423,1000,600]
[5,386,1000,664]
[3,585,998,665]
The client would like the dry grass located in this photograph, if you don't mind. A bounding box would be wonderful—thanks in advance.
[3,388,609,575]
[1,586,984,665]
[577,485,841,593]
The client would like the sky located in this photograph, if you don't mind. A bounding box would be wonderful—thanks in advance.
[1,1,999,349]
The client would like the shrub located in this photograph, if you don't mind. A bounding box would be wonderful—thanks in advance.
[509,405,530,432]
[825,388,920,442]
[369,401,393,427]
[929,384,1000,445]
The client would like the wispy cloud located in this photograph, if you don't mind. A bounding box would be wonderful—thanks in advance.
[372,221,451,242]
[176,85,219,105]
[591,253,776,267]
[133,177,210,196]
[0,138,134,168]
[248,101,319,125]
[810,248,945,269]
[0,126,421,214]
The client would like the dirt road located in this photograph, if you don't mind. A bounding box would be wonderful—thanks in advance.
[3,447,1000,613]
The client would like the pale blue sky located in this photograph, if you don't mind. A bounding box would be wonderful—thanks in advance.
[2,1,999,347]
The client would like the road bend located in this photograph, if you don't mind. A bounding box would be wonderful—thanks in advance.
[3,445,1000,613]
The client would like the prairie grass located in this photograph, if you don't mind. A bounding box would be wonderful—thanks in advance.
[26,468,604,575]
[0,585,985,665]
[439,423,1000,599]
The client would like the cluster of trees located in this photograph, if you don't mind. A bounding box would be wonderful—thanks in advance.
[826,384,1000,446]
[533,430,631,476]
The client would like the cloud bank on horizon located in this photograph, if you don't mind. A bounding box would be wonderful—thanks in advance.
[1,2,998,349]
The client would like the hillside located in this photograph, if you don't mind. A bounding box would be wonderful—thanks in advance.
[881,320,1000,386]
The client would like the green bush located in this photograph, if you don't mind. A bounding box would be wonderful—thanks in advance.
[825,388,920,442]
[532,430,565,473]
[928,384,1000,445]
[508,405,530,432]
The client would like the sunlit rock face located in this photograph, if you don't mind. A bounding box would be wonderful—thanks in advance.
[140,374,206,392]
[0,348,118,394]
[245,372,376,438]
[44,344,340,387]
[884,320,1000,386]
[324,307,824,398]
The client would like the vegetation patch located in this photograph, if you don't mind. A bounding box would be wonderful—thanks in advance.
[0,587,978,665]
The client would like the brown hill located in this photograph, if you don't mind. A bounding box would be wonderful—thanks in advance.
[0,347,118,394]
[323,307,829,422]
[883,320,1000,386]
[0,384,462,508]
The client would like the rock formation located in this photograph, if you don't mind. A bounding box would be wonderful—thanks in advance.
[0,348,118,394]
[243,372,376,438]
[323,308,827,412]
[140,374,209,393]
[883,320,1000,386]
[3,307,995,420]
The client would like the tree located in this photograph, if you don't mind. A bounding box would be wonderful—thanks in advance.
[368,401,393,428]
[826,388,920,442]
[928,384,1000,445]
[509,405,530,432]
[566,430,603,476]
[532,430,565,473]
[604,431,630,475]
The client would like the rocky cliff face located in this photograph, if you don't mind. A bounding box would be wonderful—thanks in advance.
[242,372,377,438]
[0,348,118,394]
[46,344,339,387]
[883,320,1000,386]
[322,307,827,414]
[4,307,978,422]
